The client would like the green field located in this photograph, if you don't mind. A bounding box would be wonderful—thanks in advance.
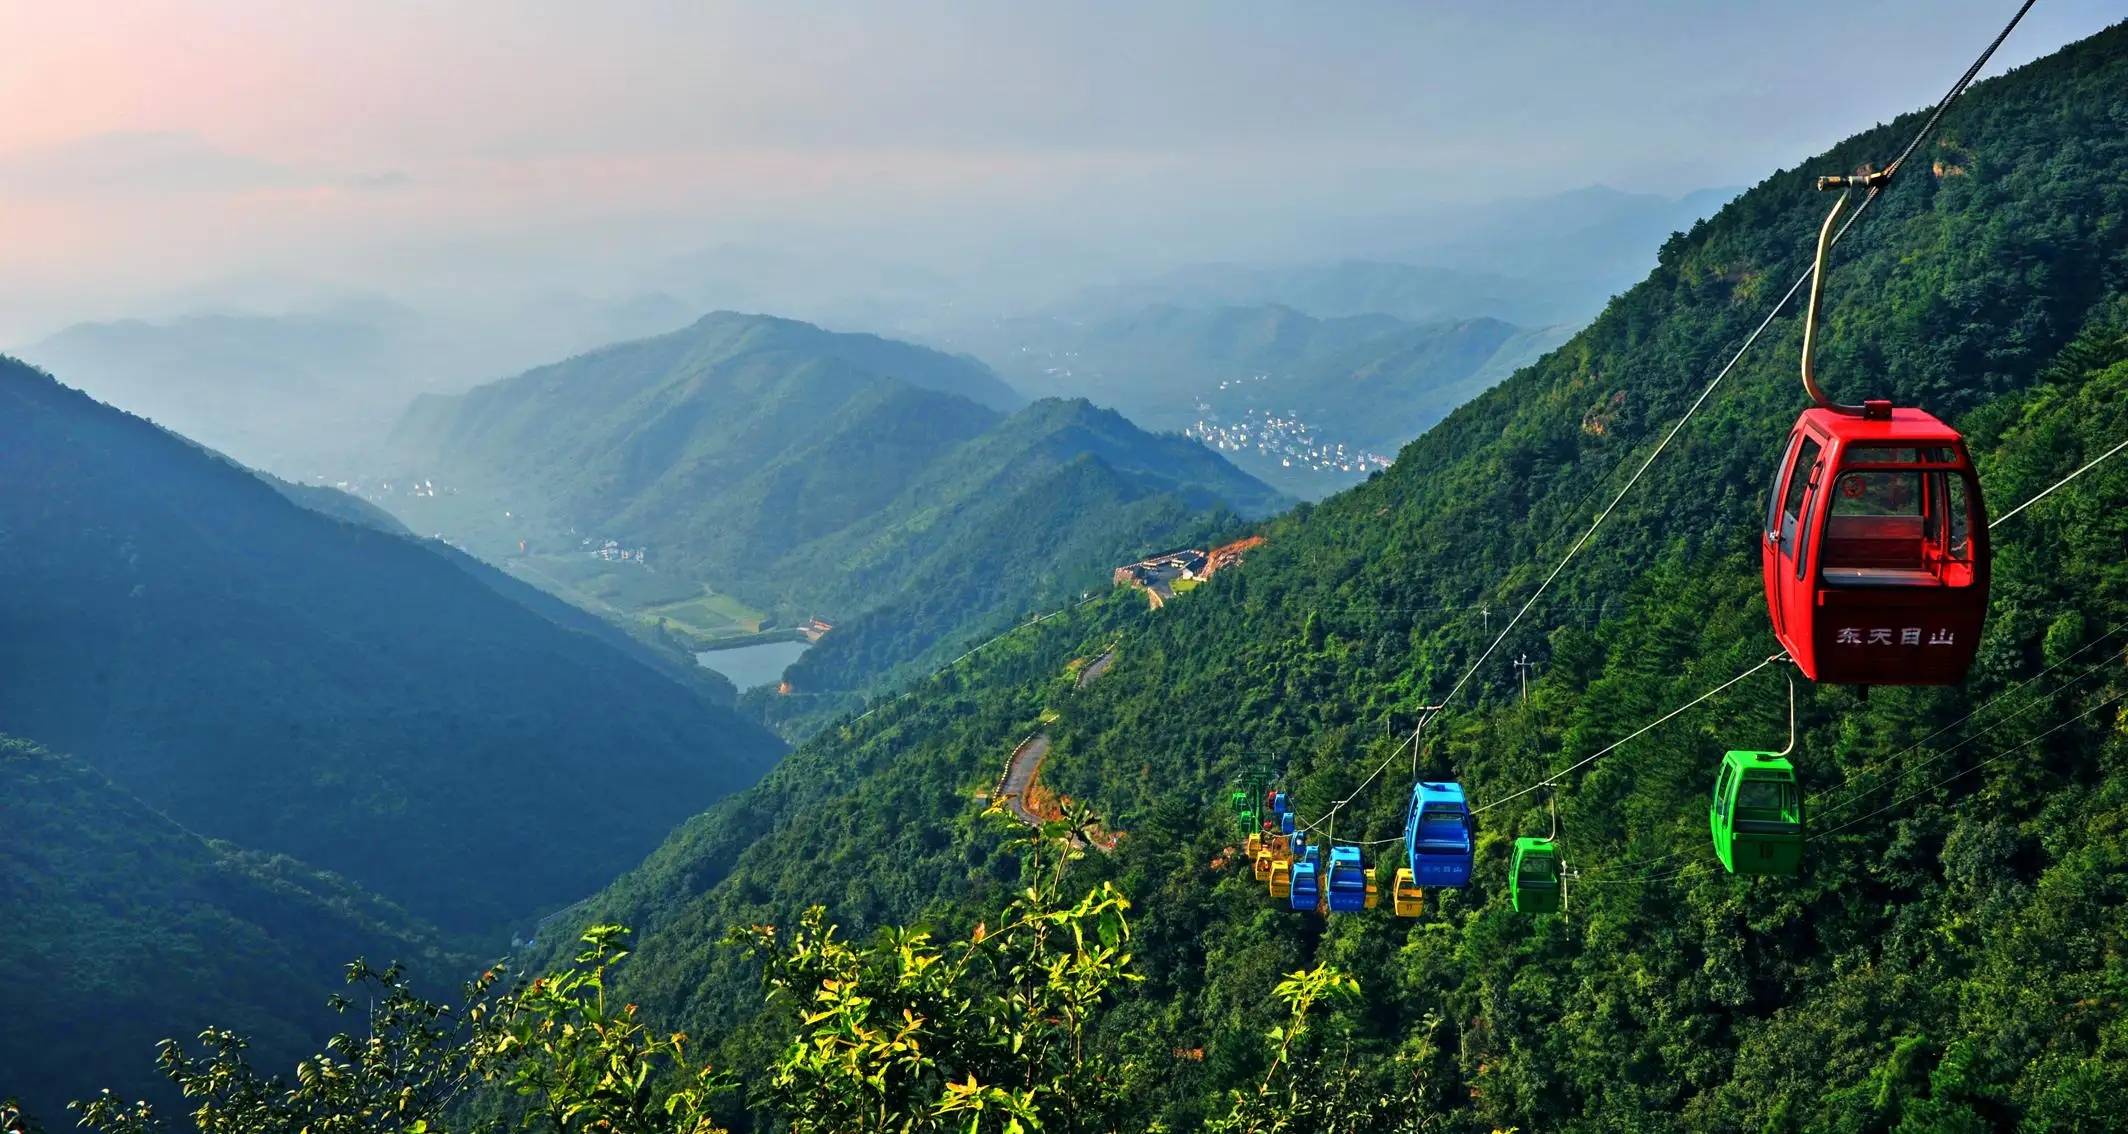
[639,589,768,644]
[499,553,771,648]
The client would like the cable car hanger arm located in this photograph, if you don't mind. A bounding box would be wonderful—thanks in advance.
[1800,169,1893,415]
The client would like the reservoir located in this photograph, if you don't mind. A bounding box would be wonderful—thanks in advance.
[695,639,812,690]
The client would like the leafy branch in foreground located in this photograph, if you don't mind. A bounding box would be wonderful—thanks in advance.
[730,816,1147,1132]
[63,934,730,1134]
[28,816,1427,1133]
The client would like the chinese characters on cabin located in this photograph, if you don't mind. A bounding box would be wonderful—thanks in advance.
[1833,627,1957,646]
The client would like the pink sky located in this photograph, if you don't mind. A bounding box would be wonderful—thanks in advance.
[3,2,2118,341]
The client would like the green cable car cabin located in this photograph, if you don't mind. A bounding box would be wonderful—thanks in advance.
[1710,750,1803,875]
[1509,837,1562,913]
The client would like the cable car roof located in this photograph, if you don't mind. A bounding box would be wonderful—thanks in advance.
[1795,405,1964,445]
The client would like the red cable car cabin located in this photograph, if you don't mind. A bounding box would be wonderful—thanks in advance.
[1763,402,1988,685]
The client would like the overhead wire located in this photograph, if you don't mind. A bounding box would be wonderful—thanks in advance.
[1572,680,2125,888]
[1988,433,2128,528]
[1574,615,2125,880]
[1471,654,1788,816]
[1809,642,2125,824]
[1289,0,2039,840]
[1811,656,2123,824]
[1811,684,2127,843]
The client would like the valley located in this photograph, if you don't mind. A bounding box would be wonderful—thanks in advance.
[6,7,2126,1132]
[371,312,1289,716]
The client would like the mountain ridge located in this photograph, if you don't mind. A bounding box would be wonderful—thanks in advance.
[0,357,787,934]
[384,312,1282,708]
[0,732,467,1120]
[524,22,2128,1130]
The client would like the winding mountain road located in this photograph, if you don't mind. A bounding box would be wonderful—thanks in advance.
[997,734,1052,826]
[992,647,1119,839]
[1076,648,1116,688]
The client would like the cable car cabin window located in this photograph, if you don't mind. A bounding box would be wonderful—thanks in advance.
[1820,463,1977,589]
[1947,475,1975,570]
[1516,855,1556,882]
[1777,438,1822,551]
[1416,812,1468,851]
[1734,778,1799,828]
[1788,445,1824,583]
[1767,435,1802,537]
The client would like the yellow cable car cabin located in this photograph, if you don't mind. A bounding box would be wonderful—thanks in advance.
[1269,856,1292,898]
[1246,832,1263,856]
[1390,867,1424,917]
[1252,849,1273,882]
[1364,877,1380,910]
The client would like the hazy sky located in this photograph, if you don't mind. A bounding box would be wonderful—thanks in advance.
[2,1,2118,341]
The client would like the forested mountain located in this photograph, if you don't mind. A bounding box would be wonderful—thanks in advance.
[385,311,1283,707]
[0,734,462,1120]
[958,302,1571,497]
[520,24,2128,1130]
[0,359,786,934]
[769,398,1259,697]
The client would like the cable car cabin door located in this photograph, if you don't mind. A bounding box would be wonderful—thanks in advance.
[1809,444,1987,685]
[1764,429,1824,670]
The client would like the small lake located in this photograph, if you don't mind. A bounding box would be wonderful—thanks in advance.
[695,639,812,690]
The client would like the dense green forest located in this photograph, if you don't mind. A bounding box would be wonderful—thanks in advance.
[384,312,1285,709]
[0,361,786,934]
[12,19,2128,1134]
[0,734,462,1120]
[508,24,2128,1130]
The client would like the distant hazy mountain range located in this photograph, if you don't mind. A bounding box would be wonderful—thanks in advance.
[385,311,1284,705]
[11,293,704,479]
[919,186,1733,497]
[951,302,1575,497]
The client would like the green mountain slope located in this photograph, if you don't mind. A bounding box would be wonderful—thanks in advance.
[387,313,1284,708]
[0,359,786,934]
[534,23,2128,1131]
[962,302,1573,497]
[0,734,465,1119]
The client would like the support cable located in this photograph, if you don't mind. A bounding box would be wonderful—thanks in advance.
[1289,0,2037,838]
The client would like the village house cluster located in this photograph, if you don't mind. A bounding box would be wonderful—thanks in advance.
[1185,404,1393,476]
[583,538,647,564]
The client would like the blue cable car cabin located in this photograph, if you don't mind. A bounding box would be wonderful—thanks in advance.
[1404,781,1474,888]
[1710,750,1803,875]
[1289,855,1322,912]
[1324,845,1368,912]
[1272,791,1290,816]
[1280,811,1295,836]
